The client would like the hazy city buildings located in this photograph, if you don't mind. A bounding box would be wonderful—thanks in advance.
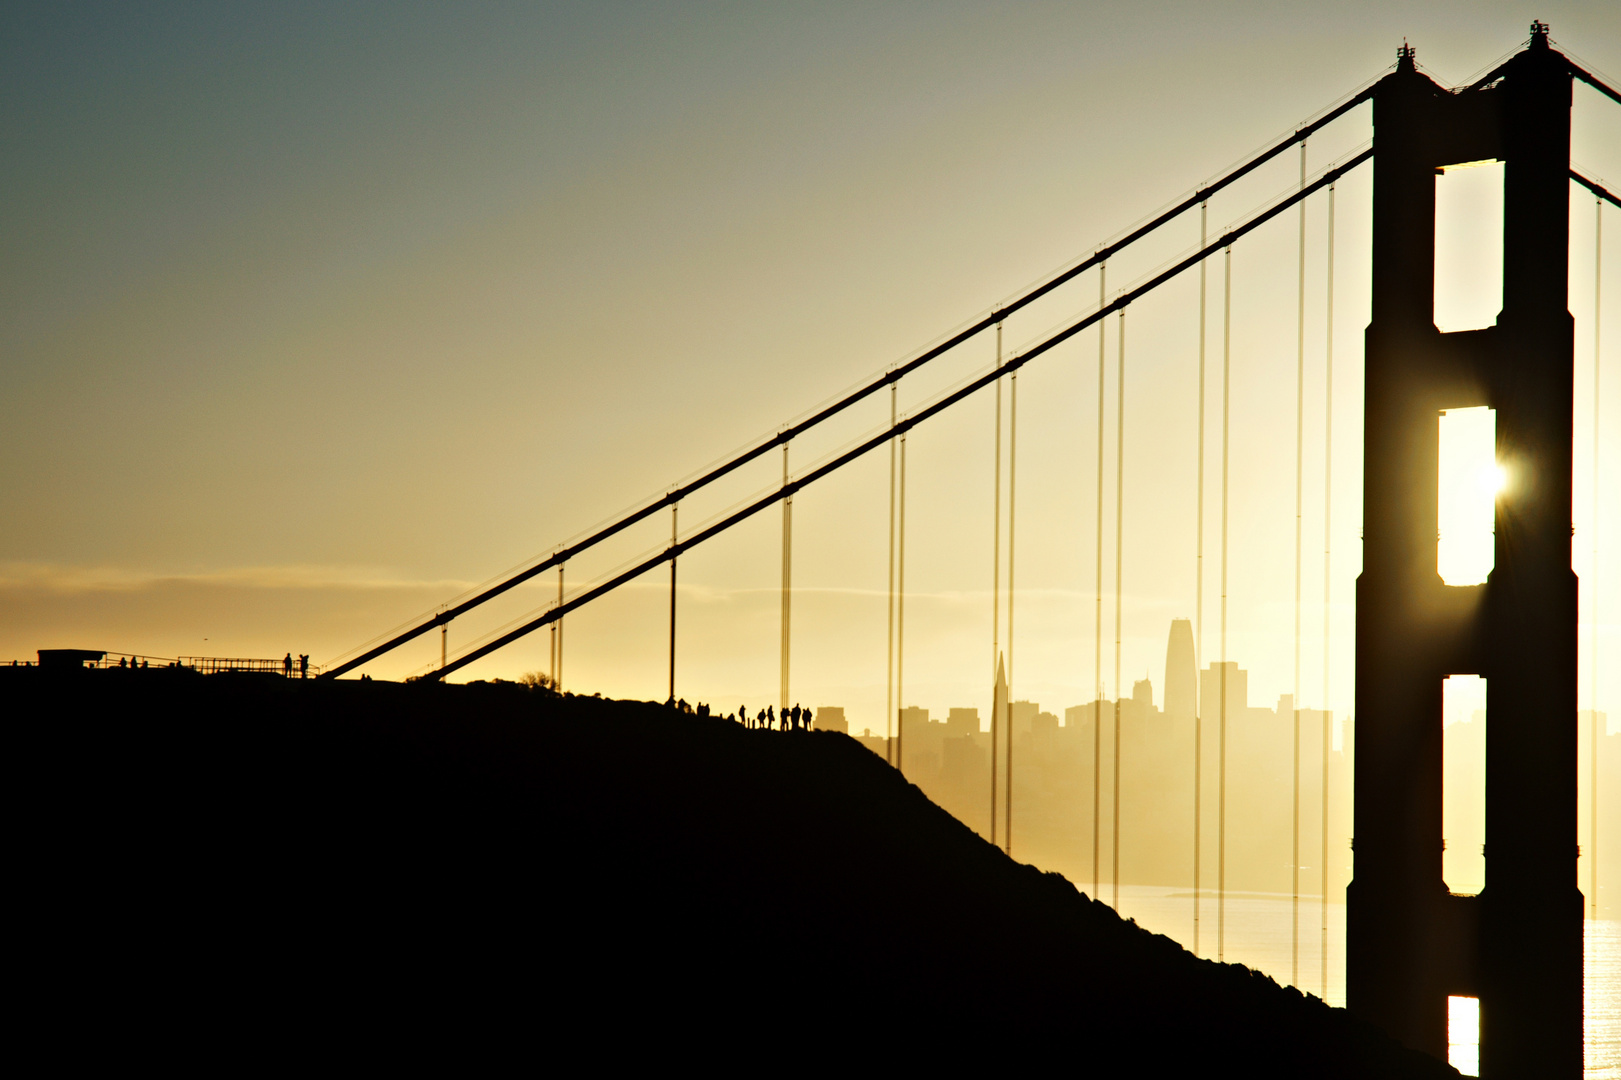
[834,621,1617,917]
[811,706,847,733]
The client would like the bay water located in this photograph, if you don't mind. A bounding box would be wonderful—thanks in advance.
[1111,885,1619,1077]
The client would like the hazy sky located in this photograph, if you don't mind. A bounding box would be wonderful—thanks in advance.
[3,2,1618,730]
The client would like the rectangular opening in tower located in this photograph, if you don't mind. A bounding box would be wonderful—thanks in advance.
[1438,407,1498,586]
[1448,995,1480,1076]
[1434,160,1504,333]
[1443,674,1486,896]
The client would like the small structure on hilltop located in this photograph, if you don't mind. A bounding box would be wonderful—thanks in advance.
[37,649,106,671]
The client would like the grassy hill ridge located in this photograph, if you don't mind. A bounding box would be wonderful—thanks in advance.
[15,669,1458,1074]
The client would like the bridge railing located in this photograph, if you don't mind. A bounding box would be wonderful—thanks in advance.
[6,652,324,676]
[178,655,323,677]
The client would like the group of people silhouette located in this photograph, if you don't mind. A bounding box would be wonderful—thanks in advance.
[282,653,309,678]
[663,698,815,731]
[736,703,813,731]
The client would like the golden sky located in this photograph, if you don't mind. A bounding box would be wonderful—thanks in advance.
[3,2,1618,731]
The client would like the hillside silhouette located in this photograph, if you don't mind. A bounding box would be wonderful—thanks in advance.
[15,668,1458,1074]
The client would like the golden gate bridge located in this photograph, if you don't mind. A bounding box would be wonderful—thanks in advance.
[322,26,1617,1076]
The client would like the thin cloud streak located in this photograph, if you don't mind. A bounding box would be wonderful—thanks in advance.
[0,561,476,595]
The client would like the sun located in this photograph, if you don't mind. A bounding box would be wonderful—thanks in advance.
[1477,464,1507,496]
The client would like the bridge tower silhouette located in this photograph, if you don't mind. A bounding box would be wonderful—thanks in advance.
[1351,25,1580,1075]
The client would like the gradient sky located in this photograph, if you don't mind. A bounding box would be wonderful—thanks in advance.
[3,2,1618,732]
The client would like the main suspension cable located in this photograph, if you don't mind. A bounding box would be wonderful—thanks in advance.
[425,151,1371,680]
[324,85,1379,679]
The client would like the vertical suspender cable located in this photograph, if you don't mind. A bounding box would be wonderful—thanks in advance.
[1008,369,1018,857]
[557,565,565,694]
[1323,180,1336,998]
[897,433,908,774]
[992,328,1003,842]
[1220,244,1232,962]
[441,620,447,671]
[669,503,678,703]
[781,445,792,715]
[1293,140,1307,988]
[888,385,898,767]
[1095,261,1107,899]
[1196,200,1208,955]
[1113,308,1126,912]
[1593,194,1603,922]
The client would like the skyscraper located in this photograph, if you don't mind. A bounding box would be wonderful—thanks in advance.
[1164,618,1196,724]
